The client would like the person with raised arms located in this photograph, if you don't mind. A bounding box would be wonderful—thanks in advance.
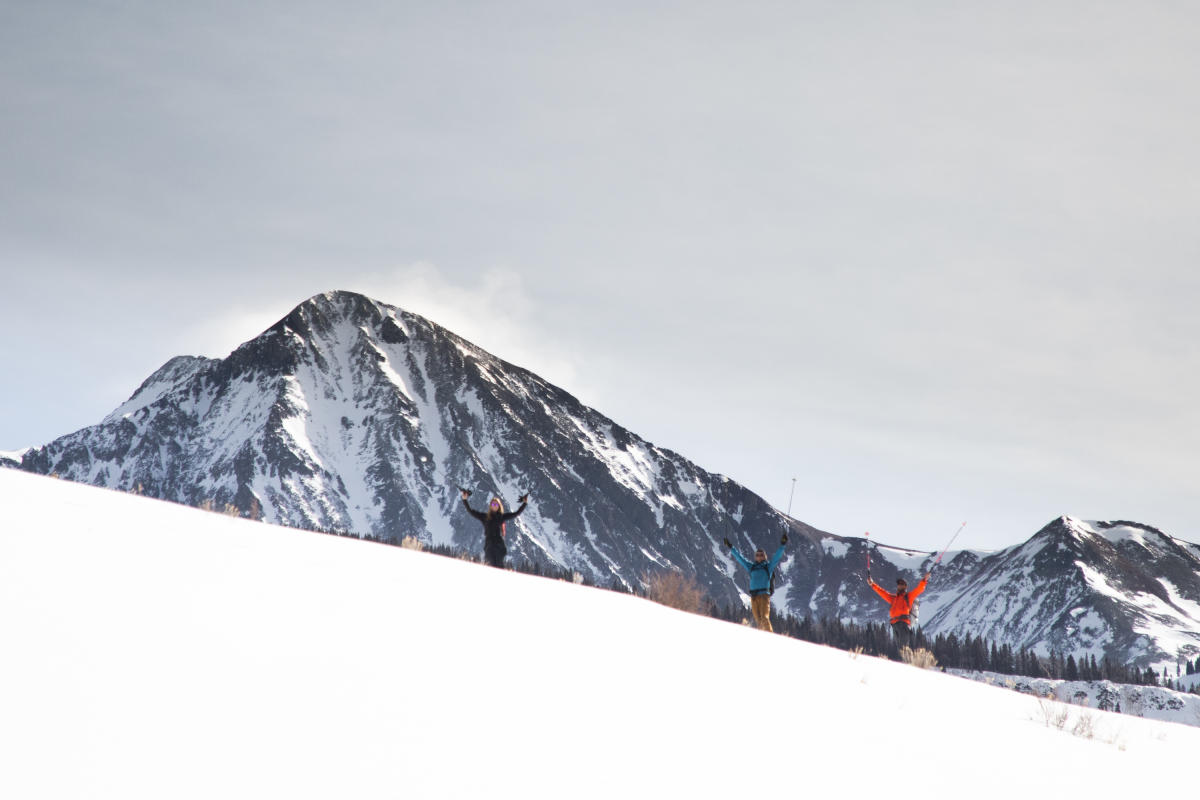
[723,534,787,631]
[867,572,929,647]
[461,488,529,569]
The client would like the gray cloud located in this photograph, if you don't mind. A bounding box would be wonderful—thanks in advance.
[3,1,1197,550]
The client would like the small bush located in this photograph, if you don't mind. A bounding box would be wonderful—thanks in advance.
[900,647,938,669]
[400,536,425,551]
[1038,696,1070,730]
[643,570,707,614]
[1072,712,1096,739]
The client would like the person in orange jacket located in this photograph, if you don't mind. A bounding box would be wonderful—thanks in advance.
[868,572,929,647]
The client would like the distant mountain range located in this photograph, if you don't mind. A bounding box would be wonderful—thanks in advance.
[9,290,1200,670]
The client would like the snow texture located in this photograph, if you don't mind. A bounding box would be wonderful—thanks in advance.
[3,469,1200,800]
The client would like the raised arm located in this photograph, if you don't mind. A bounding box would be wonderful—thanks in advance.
[502,493,530,521]
[768,543,786,571]
[729,547,752,571]
[868,579,895,604]
[462,496,487,522]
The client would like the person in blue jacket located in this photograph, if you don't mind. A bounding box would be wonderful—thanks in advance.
[723,534,787,631]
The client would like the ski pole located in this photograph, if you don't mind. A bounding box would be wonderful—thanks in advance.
[865,531,871,579]
[931,522,967,569]
[786,478,796,517]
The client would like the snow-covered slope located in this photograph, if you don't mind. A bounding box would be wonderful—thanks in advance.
[1,468,1198,800]
[9,290,1200,670]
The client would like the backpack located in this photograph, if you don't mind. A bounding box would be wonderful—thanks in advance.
[894,590,919,626]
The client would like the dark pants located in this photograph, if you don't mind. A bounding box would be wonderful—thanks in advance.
[484,541,506,569]
[891,621,912,648]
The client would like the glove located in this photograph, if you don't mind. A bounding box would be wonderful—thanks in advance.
[518,494,530,504]
[722,538,732,548]
[460,488,471,499]
[781,534,788,545]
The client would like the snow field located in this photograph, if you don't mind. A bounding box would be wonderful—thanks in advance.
[2,469,1198,800]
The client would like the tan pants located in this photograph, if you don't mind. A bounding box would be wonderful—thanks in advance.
[751,594,773,632]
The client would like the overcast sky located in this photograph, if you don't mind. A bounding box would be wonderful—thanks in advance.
[3,1,1197,552]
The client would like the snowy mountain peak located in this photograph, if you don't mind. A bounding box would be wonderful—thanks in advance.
[104,355,215,424]
[16,290,829,610]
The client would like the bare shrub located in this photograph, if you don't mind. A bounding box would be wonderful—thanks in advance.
[899,647,938,669]
[400,535,425,551]
[198,498,254,519]
[1038,696,1070,730]
[1072,712,1096,739]
[643,570,707,614]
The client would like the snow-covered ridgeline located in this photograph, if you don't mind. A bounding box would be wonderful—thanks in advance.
[0,447,30,466]
[921,516,1200,672]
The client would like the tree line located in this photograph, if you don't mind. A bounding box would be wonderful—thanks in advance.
[709,603,1197,691]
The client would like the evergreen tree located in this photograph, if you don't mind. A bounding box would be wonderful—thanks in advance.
[998,643,1015,675]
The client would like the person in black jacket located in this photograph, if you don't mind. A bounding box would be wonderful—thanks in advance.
[461,489,529,568]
